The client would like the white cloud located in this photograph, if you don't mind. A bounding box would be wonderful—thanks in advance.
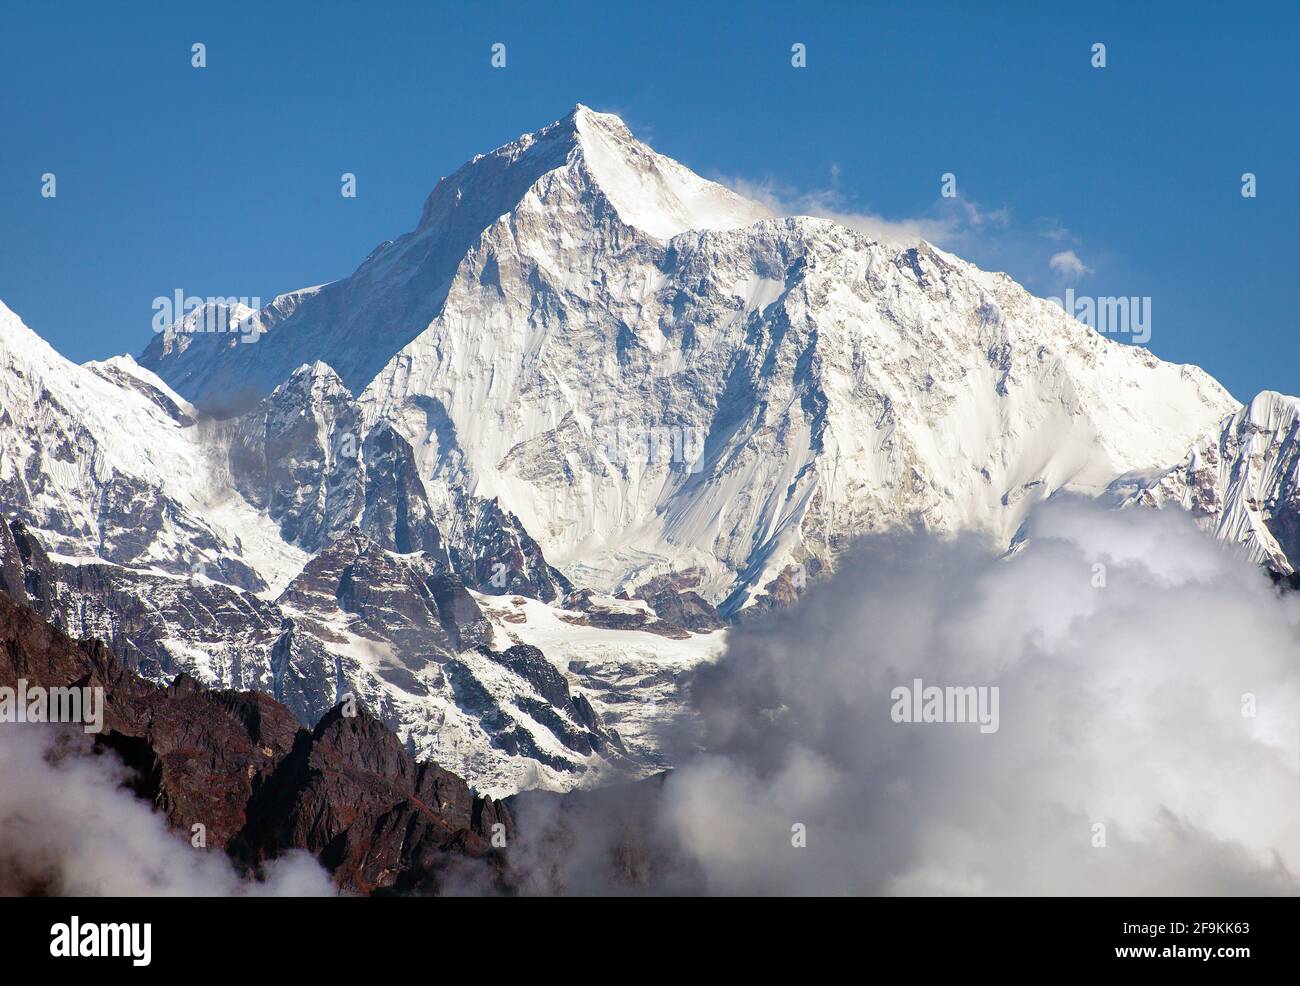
[715,173,1100,301]
[1039,221,1075,243]
[717,172,1022,249]
[1050,249,1093,280]
[718,175,954,247]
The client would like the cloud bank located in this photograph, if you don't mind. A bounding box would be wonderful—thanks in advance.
[515,498,1300,895]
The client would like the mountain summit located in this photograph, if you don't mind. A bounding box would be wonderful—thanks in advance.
[418,105,772,241]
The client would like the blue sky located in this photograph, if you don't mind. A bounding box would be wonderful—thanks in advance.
[0,0,1295,400]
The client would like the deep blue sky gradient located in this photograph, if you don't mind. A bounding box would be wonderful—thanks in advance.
[0,0,1295,400]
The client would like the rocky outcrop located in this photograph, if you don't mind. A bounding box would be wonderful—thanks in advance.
[725,559,824,621]
[446,494,572,603]
[235,704,513,894]
[630,572,727,632]
[1,517,341,725]
[228,361,365,553]
[228,364,450,563]
[360,422,447,559]
[551,572,727,635]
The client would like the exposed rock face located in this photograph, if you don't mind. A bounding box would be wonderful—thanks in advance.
[236,705,513,894]
[229,361,366,553]
[0,587,510,895]
[278,527,486,666]
[480,643,628,761]
[360,422,447,558]
[561,588,691,638]
[445,494,572,603]
[729,559,825,621]
[1,515,626,794]
[630,572,727,632]
[229,363,449,562]
[2,517,342,726]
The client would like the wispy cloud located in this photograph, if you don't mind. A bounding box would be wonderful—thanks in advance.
[716,174,981,248]
[715,171,1099,298]
[1049,249,1094,281]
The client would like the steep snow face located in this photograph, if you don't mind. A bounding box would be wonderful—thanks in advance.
[138,106,767,406]
[0,299,306,591]
[568,105,772,237]
[1111,391,1300,573]
[359,196,1239,606]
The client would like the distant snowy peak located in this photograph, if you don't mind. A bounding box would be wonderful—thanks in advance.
[147,301,256,359]
[1112,391,1300,573]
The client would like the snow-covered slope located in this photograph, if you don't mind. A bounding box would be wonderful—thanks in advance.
[0,298,305,590]
[1111,391,1300,573]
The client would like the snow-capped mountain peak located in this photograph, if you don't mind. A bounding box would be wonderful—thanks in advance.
[417,104,771,243]
[138,106,770,404]
[47,111,1242,611]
